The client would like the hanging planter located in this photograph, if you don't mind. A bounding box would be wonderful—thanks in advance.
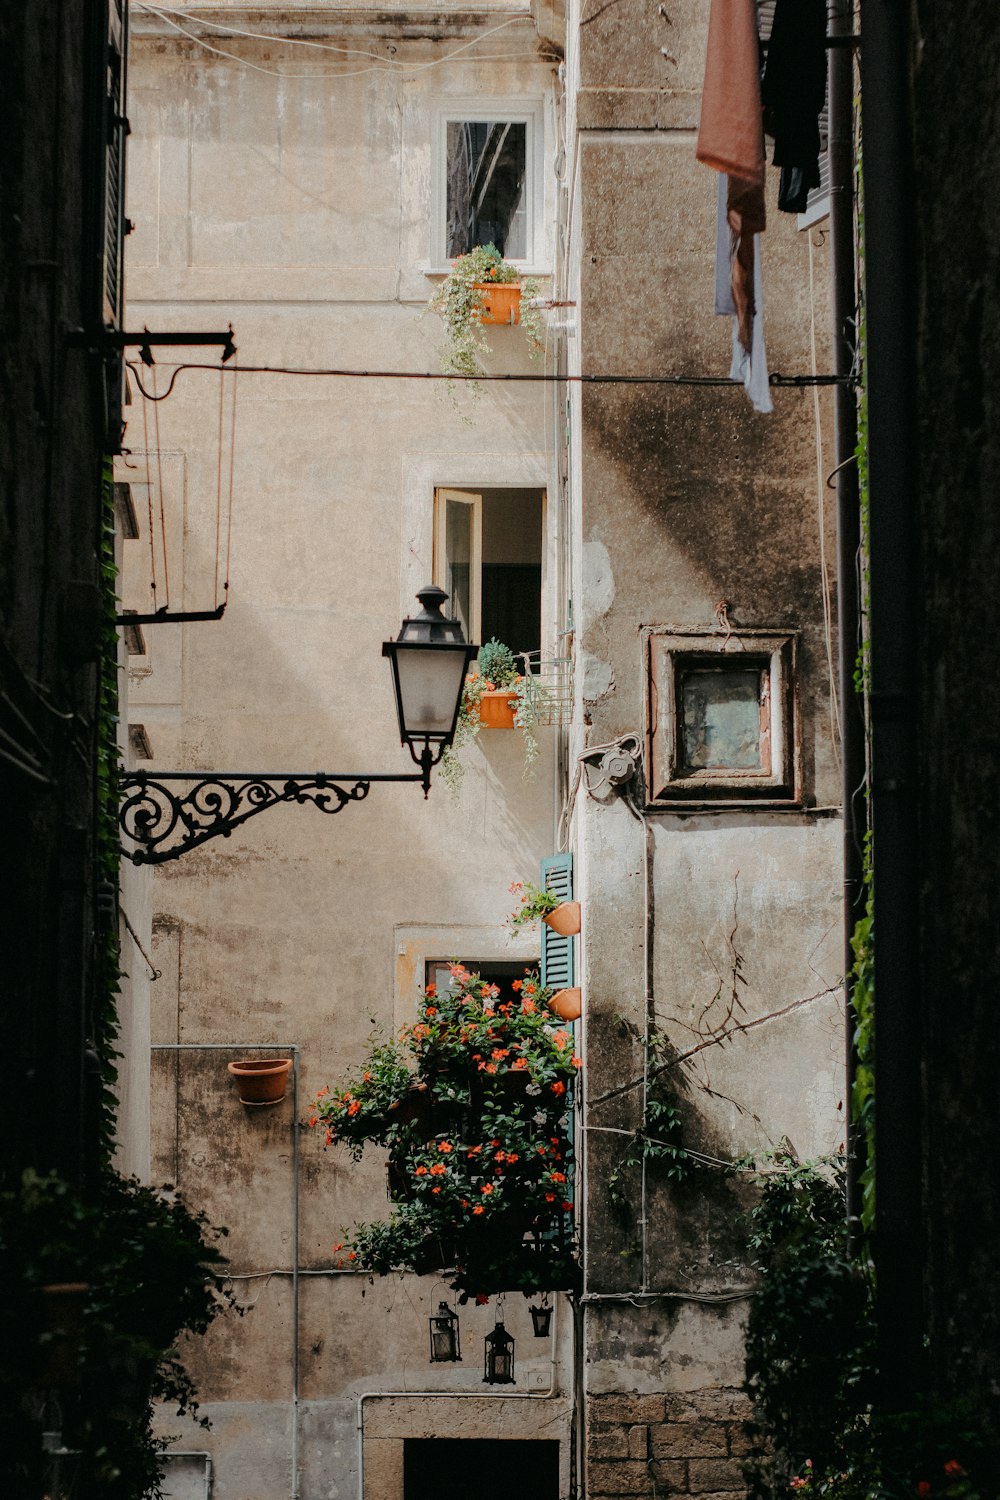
[542,901,581,937]
[547,987,582,1022]
[474,281,521,327]
[508,881,581,937]
[227,1057,291,1106]
[427,244,542,381]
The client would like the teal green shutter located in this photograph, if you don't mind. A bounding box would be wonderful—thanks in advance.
[540,853,574,990]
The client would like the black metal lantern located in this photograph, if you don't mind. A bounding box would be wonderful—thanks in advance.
[484,1321,515,1384]
[429,1301,461,1363]
[383,585,477,794]
[529,1299,552,1339]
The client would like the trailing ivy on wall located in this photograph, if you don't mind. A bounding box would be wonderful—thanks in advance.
[93,458,125,1164]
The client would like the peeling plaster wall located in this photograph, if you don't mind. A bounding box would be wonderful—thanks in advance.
[567,0,844,1492]
[124,9,571,1495]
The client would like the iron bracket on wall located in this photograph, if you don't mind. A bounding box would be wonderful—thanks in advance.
[65,326,237,364]
[119,760,434,864]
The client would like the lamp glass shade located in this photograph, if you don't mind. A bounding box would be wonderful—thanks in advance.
[391,642,470,740]
[529,1304,552,1339]
[383,585,477,748]
[429,1302,461,1363]
[484,1322,515,1384]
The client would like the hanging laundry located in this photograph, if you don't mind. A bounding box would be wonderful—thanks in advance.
[714,177,773,414]
[696,0,766,356]
[761,0,828,214]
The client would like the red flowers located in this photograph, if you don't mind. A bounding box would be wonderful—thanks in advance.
[551,1081,566,1096]
[429,1162,446,1176]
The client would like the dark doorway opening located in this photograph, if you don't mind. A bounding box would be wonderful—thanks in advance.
[426,960,538,1011]
[404,1438,560,1500]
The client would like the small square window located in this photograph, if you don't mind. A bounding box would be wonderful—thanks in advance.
[646,631,798,804]
[431,100,543,268]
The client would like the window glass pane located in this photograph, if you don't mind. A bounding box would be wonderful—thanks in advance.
[481,489,542,657]
[446,121,527,259]
[444,498,473,640]
[680,668,763,770]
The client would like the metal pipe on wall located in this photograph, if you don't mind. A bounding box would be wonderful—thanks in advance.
[151,1042,302,1500]
[857,0,925,1406]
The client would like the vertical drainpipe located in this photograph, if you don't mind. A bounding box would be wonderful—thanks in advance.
[828,0,866,1237]
[858,0,924,1407]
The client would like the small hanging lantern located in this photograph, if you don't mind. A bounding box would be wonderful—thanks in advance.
[429,1301,461,1363]
[484,1320,515,1384]
[529,1296,552,1339]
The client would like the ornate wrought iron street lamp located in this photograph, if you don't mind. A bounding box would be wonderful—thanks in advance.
[118,586,476,864]
[428,1301,462,1363]
[484,1320,515,1385]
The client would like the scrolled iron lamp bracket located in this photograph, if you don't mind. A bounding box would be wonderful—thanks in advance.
[118,587,475,866]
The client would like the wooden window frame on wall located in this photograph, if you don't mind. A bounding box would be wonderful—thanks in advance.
[644,629,800,807]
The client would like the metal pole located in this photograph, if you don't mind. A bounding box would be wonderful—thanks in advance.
[858,0,924,1408]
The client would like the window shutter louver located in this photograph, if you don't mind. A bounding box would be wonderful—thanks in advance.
[540,853,574,991]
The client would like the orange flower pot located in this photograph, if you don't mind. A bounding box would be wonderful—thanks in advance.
[41,1282,89,1387]
[543,901,581,937]
[475,282,521,326]
[228,1057,291,1105]
[478,688,518,729]
[547,987,582,1022]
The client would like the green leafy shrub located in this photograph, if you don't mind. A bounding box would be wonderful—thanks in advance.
[312,965,580,1296]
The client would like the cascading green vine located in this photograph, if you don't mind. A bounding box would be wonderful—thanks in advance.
[93,458,125,1164]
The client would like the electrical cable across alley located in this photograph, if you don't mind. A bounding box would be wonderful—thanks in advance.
[126,360,851,403]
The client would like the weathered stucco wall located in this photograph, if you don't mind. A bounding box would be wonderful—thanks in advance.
[567,0,844,1494]
[125,8,572,1495]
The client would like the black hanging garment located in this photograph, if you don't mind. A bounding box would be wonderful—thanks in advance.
[760,0,828,214]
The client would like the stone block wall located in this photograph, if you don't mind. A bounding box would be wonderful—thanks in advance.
[587,1389,754,1499]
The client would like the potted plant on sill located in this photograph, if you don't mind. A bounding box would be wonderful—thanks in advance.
[427,244,544,380]
[442,639,543,793]
[310,965,581,1296]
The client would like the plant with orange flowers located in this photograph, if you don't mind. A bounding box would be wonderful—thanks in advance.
[310,964,581,1296]
[505,879,562,930]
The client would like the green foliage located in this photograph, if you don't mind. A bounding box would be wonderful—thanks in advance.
[607,1029,697,1254]
[313,965,580,1297]
[477,637,519,686]
[0,1169,233,1499]
[505,878,561,930]
[427,244,543,381]
[849,833,875,1234]
[785,1400,999,1499]
[94,459,125,1163]
[741,1153,874,1500]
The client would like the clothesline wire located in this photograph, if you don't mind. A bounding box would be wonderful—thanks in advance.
[126,361,850,403]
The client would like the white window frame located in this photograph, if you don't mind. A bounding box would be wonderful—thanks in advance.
[429,97,546,272]
[434,487,483,644]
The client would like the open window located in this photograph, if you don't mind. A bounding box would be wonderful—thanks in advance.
[646,630,799,804]
[434,488,543,659]
[426,960,534,1007]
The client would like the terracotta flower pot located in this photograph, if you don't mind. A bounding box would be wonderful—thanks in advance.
[547,987,582,1021]
[475,282,521,326]
[228,1057,291,1105]
[40,1282,89,1387]
[543,901,581,937]
[478,688,518,729]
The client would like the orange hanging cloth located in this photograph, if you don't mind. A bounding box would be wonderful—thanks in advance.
[696,0,766,353]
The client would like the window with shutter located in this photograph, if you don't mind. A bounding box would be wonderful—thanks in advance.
[540,854,574,992]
